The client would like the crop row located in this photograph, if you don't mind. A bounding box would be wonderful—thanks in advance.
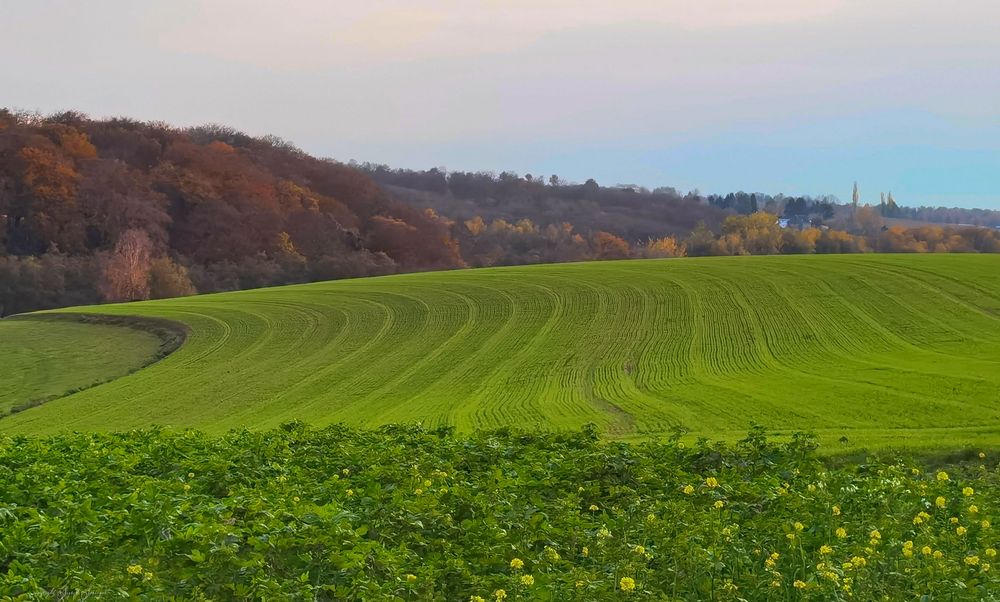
[1,425,998,600]
[2,255,999,447]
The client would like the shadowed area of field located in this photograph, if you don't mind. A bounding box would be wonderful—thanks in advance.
[0,318,164,415]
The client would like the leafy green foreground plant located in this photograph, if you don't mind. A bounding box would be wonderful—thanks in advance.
[1,424,998,600]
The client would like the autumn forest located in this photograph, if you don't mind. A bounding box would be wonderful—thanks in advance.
[2,109,999,317]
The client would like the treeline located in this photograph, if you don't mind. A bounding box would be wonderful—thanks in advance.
[0,110,464,316]
[359,163,726,242]
[2,110,999,316]
[685,211,1000,256]
[362,165,1000,229]
[450,211,1000,268]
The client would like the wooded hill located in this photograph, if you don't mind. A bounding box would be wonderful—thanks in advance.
[0,110,465,316]
[3,109,1000,316]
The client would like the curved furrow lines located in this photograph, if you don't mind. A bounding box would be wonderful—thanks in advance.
[5,255,1000,448]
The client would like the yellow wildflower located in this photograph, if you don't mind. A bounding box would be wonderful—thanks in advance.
[705,476,719,488]
[406,574,417,583]
[965,555,980,566]
[714,500,725,509]
[619,576,636,592]
[851,556,867,567]
[911,468,920,475]
[126,564,143,575]
[921,546,933,556]
[510,558,524,570]
[471,597,486,602]
[520,575,534,586]
[682,485,695,495]
[292,496,300,503]
[414,489,422,496]
[937,471,950,481]
[794,580,807,589]
[632,545,645,556]
[957,526,968,536]
[934,550,944,559]
[979,452,986,459]
[794,522,805,532]
[183,484,191,492]
[869,529,881,540]
[832,505,841,516]
[807,483,816,492]
[820,545,833,555]
[982,520,991,529]
[589,504,599,511]
[969,505,979,514]
[936,496,947,508]
[951,517,960,524]
[598,527,612,539]
[494,589,507,601]
[582,546,589,557]
[986,548,997,558]
[836,527,847,539]
[544,546,560,561]
[984,563,991,572]
[963,487,975,496]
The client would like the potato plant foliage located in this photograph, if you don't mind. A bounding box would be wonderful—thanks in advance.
[1,424,998,600]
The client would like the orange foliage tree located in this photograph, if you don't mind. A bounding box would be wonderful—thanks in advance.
[101,228,152,302]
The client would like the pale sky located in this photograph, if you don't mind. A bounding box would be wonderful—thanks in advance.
[3,1,999,208]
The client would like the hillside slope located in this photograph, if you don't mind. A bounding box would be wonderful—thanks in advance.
[3,255,1000,447]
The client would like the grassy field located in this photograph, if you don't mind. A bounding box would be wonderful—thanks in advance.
[2,254,1000,448]
[0,318,164,415]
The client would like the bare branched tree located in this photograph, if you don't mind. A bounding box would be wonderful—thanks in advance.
[101,228,152,302]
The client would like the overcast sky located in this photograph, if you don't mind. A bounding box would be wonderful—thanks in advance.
[3,1,999,208]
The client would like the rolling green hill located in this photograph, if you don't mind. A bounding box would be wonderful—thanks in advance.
[2,255,1000,448]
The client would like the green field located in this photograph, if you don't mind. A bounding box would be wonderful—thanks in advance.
[2,254,1000,448]
[0,318,164,415]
